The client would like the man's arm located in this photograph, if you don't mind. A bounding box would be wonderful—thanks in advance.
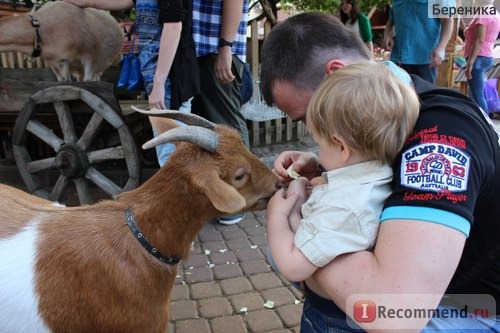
[382,20,394,51]
[214,0,244,83]
[314,219,466,331]
[430,17,454,67]
[466,24,487,80]
[149,22,182,109]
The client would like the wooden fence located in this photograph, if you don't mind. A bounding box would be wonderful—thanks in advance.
[245,16,308,147]
[0,14,307,149]
[0,51,47,69]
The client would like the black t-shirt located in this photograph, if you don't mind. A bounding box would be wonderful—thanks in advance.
[383,75,500,312]
[140,0,200,109]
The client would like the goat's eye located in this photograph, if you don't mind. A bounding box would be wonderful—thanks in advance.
[234,167,248,183]
[235,173,246,181]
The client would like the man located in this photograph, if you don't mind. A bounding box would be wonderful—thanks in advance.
[383,0,454,83]
[261,12,499,331]
[191,0,249,145]
[191,0,250,225]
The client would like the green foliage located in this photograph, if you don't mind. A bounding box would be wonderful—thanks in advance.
[292,0,339,12]
[284,0,391,13]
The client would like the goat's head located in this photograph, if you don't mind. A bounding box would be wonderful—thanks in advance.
[133,107,280,216]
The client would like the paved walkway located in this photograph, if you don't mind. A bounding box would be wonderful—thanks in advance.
[168,213,302,333]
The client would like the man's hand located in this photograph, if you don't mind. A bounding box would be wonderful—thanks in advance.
[273,151,320,185]
[214,47,235,84]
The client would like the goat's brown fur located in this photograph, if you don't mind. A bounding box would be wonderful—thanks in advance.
[0,125,279,332]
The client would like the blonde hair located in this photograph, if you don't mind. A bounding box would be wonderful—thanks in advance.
[306,63,420,165]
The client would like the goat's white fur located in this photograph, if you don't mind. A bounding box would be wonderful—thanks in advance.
[0,121,278,332]
[0,221,50,332]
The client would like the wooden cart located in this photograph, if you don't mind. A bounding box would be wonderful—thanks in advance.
[0,62,151,206]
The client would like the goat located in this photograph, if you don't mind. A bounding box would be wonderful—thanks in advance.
[0,1,123,81]
[0,110,280,333]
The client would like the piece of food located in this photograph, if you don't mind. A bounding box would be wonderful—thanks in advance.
[286,165,301,179]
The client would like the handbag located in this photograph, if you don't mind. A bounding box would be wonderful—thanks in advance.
[118,25,144,91]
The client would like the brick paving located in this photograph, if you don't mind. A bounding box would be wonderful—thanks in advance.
[168,212,303,333]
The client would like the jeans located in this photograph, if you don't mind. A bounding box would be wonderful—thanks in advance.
[152,83,192,167]
[422,305,500,332]
[301,290,364,333]
[400,63,437,84]
[301,288,499,332]
[467,56,493,115]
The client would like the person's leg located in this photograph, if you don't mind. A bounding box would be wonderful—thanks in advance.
[148,78,194,167]
[422,305,499,332]
[301,290,364,332]
[152,98,192,167]
[467,56,493,114]
[192,54,249,224]
[401,64,436,83]
[192,54,250,146]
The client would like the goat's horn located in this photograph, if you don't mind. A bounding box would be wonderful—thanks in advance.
[142,126,219,153]
[131,106,216,129]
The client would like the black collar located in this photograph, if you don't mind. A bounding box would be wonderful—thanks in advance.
[28,15,42,58]
[125,209,181,265]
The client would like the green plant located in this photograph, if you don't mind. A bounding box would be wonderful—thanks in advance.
[278,0,391,13]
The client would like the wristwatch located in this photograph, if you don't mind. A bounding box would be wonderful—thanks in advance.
[218,38,233,48]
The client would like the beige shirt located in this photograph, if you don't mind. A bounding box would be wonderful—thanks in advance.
[294,160,393,267]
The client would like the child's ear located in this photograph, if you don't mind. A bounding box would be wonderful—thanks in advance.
[333,135,352,163]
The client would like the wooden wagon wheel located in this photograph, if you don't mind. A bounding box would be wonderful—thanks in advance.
[11,83,141,205]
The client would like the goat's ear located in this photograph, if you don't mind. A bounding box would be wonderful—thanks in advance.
[193,170,246,214]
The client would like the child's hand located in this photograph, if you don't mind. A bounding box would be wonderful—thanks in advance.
[288,177,312,204]
[267,189,299,219]
[286,178,311,232]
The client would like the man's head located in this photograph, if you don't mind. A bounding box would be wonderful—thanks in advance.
[260,11,372,121]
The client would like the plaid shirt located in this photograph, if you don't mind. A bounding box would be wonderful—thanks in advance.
[192,0,248,62]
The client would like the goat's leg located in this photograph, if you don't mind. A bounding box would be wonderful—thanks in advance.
[58,60,72,82]
[81,59,96,82]
[93,72,102,81]
[49,64,63,82]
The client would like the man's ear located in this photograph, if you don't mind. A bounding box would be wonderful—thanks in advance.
[325,59,346,75]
